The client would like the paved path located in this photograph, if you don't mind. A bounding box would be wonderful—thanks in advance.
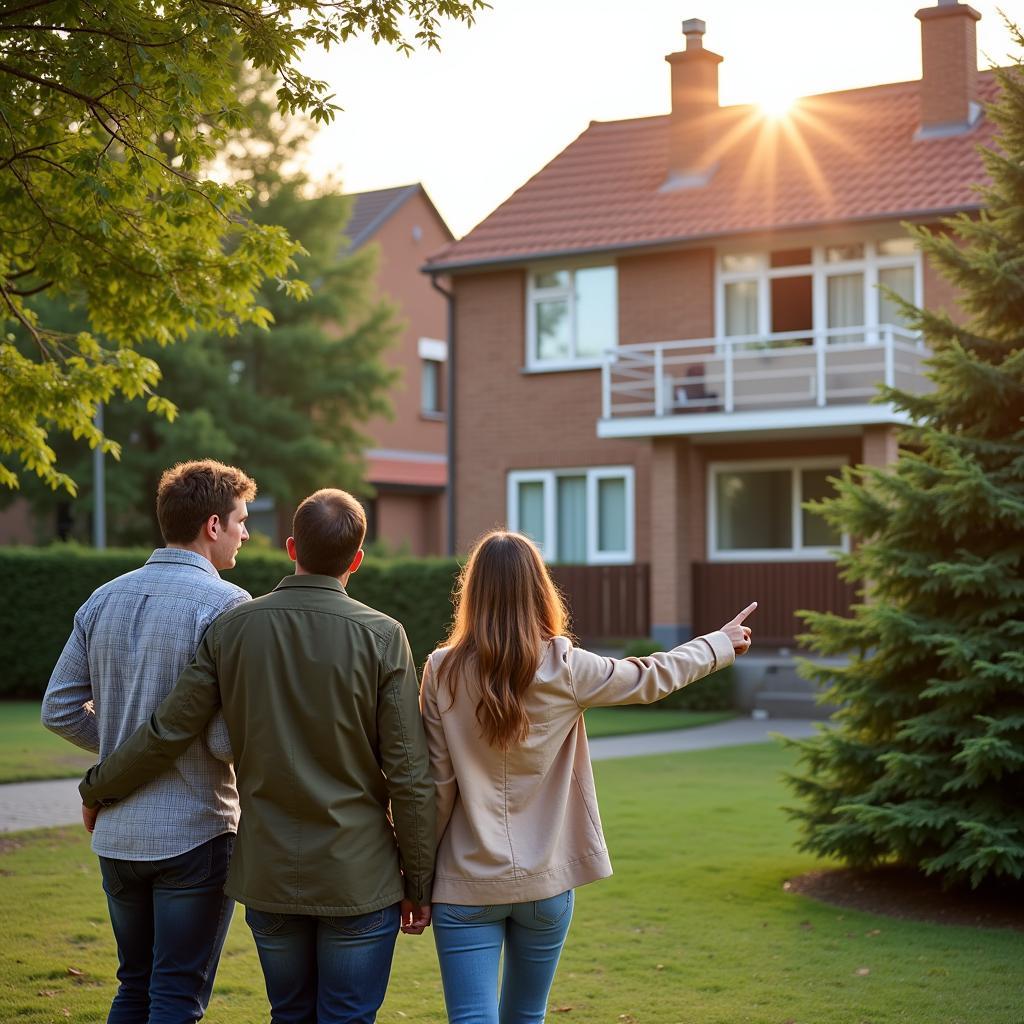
[0,718,821,834]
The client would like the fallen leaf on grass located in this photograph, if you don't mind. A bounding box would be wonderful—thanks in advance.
[66,967,84,977]
[866,929,881,937]
[855,967,871,976]
[552,1007,574,1014]
[618,1015,638,1023]
[37,990,58,998]
[655,964,664,971]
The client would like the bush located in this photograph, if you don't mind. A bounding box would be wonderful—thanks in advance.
[621,637,735,711]
[0,545,460,697]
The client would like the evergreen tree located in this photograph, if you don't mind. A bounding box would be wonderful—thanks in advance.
[786,34,1024,889]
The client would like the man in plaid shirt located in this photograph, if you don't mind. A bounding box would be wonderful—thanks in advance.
[42,459,256,1024]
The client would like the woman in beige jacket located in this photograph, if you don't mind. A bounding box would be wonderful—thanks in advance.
[419,530,755,1024]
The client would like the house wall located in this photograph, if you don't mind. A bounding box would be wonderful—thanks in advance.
[363,191,451,457]
[376,490,445,557]
[453,269,654,555]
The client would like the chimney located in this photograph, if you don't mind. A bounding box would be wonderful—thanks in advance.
[663,18,723,189]
[915,0,982,138]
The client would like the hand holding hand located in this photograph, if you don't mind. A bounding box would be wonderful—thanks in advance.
[400,898,432,935]
[82,803,99,833]
[720,601,757,656]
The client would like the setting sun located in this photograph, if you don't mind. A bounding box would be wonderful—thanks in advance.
[759,89,798,118]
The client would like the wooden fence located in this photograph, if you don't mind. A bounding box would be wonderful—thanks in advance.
[550,563,651,641]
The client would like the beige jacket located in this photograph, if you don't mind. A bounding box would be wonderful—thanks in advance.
[419,631,735,905]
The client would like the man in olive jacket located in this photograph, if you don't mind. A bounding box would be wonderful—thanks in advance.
[80,488,435,1024]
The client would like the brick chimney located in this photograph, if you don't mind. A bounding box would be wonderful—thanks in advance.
[663,18,723,189]
[915,0,982,138]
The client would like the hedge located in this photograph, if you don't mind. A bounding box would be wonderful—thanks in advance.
[0,546,461,697]
[621,637,736,711]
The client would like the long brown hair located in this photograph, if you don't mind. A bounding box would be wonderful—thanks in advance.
[437,530,570,748]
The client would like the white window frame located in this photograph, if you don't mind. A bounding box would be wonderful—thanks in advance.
[525,263,618,372]
[714,239,923,346]
[507,465,634,564]
[707,457,849,562]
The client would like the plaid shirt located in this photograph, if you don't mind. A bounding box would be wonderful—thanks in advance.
[42,548,250,860]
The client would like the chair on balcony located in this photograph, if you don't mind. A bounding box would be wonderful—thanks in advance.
[672,364,720,413]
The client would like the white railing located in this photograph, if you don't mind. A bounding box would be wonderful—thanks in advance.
[601,325,929,421]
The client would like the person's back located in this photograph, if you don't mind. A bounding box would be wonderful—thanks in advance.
[419,530,755,1024]
[205,579,433,914]
[42,459,256,1024]
[45,554,249,857]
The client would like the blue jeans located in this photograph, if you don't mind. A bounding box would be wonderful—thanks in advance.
[245,903,401,1024]
[433,890,575,1024]
[99,832,235,1024]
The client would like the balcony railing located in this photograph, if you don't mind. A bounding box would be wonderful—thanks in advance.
[601,325,929,422]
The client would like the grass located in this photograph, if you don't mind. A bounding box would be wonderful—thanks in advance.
[1,744,1021,1023]
[0,702,735,783]
[583,708,735,738]
[0,702,95,783]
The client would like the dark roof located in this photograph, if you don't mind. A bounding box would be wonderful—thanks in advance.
[426,72,1002,272]
[344,183,454,252]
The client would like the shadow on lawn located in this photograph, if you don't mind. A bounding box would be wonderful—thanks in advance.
[786,866,1024,932]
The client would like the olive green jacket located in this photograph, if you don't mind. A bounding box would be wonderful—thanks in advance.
[80,575,435,916]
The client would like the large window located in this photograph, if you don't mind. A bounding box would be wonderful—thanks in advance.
[508,466,634,564]
[708,459,846,560]
[526,265,617,370]
[717,239,920,344]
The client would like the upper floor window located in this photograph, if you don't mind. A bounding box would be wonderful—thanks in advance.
[418,337,447,418]
[526,265,617,370]
[507,466,634,564]
[717,239,921,345]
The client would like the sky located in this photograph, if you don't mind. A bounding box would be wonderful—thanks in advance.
[302,0,1024,238]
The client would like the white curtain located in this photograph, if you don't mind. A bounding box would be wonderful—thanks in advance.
[556,476,587,563]
[724,281,758,336]
[827,272,864,343]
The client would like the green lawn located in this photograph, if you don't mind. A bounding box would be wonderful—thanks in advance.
[0,702,95,783]
[1,744,1020,1023]
[0,702,734,783]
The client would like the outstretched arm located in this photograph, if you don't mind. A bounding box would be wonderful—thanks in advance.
[79,627,223,808]
[569,602,757,709]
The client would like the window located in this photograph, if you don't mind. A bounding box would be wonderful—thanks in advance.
[708,459,845,560]
[716,240,920,344]
[418,337,447,417]
[527,265,617,369]
[507,467,634,564]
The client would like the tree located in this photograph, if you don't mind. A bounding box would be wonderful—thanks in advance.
[0,0,487,493]
[15,66,399,546]
[785,36,1024,890]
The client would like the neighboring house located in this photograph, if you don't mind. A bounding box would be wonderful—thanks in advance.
[244,183,453,555]
[424,2,997,647]
[343,184,452,556]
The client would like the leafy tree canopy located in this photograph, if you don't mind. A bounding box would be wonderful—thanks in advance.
[0,0,486,493]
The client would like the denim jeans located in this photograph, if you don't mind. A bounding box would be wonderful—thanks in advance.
[245,902,401,1024]
[433,890,575,1024]
[98,832,235,1024]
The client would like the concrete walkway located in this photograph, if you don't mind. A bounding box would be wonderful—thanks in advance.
[0,717,821,834]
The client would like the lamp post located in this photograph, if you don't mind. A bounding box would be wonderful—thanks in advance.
[93,403,106,549]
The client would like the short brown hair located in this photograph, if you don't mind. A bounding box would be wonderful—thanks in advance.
[156,460,257,544]
[292,488,367,576]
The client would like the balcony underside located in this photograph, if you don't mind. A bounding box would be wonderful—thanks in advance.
[597,402,912,441]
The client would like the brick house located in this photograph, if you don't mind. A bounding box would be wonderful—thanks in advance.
[424,2,997,649]
[342,184,453,556]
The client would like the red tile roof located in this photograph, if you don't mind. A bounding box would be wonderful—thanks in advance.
[427,73,1002,272]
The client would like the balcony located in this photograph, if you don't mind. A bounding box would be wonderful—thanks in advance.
[598,325,930,440]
